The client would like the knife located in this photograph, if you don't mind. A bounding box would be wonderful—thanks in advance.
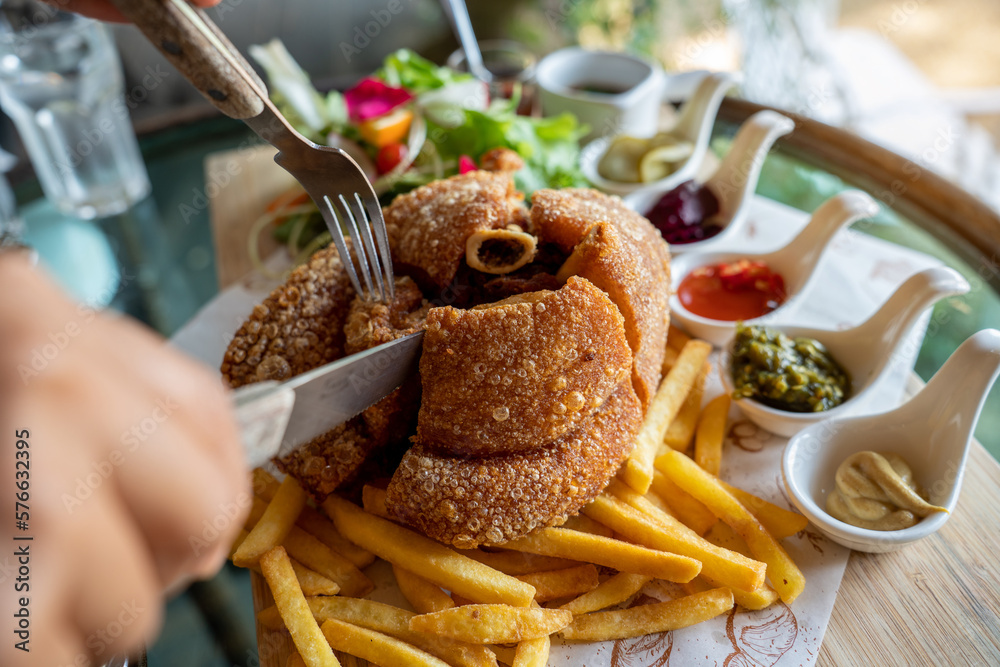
[233,330,424,469]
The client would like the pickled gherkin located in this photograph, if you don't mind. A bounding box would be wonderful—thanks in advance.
[730,323,850,412]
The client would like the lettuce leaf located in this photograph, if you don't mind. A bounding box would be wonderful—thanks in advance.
[428,101,590,197]
[376,49,475,91]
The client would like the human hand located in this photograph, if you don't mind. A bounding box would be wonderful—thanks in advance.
[45,0,221,23]
[0,254,249,666]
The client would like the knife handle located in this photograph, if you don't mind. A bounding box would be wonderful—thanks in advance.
[109,0,266,119]
[232,381,296,469]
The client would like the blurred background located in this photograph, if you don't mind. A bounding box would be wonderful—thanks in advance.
[0,1,997,665]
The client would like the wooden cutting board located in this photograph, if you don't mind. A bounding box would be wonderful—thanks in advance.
[206,145,1000,666]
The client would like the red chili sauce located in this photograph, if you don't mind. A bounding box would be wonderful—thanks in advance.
[677,259,787,321]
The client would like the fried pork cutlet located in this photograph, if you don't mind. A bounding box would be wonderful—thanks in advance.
[386,381,642,548]
[416,276,632,456]
[531,189,672,409]
[344,276,430,447]
[221,244,353,389]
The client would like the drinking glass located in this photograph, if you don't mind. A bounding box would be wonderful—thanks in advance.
[0,2,151,219]
[447,39,537,115]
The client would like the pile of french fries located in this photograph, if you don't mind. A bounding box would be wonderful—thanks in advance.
[230,324,810,667]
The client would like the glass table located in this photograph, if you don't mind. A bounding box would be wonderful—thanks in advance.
[16,100,1000,666]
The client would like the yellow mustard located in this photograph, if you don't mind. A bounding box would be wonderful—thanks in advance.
[826,451,946,531]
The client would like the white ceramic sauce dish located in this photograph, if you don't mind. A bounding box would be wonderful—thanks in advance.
[579,71,739,196]
[720,266,971,437]
[782,328,1000,552]
[669,190,880,346]
[624,110,795,254]
[536,47,665,143]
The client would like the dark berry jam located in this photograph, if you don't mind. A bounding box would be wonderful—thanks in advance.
[645,180,722,245]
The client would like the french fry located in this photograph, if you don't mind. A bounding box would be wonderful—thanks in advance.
[660,345,679,374]
[229,528,248,560]
[362,484,390,519]
[259,547,340,667]
[705,521,751,556]
[606,478,674,524]
[258,597,499,667]
[650,471,717,535]
[583,494,765,592]
[234,476,307,567]
[710,576,780,610]
[512,634,549,667]
[458,550,580,576]
[254,469,375,569]
[560,588,734,641]
[393,565,456,614]
[698,524,781,609]
[323,495,536,607]
[244,494,373,596]
[515,564,600,602]
[621,340,713,493]
[500,527,701,582]
[637,489,674,518]
[560,513,614,538]
[694,394,730,475]
[490,645,517,666]
[656,450,805,602]
[281,527,373,598]
[409,605,573,644]
[559,572,651,615]
[295,508,376,570]
[252,467,280,497]
[320,618,449,667]
[663,361,710,451]
[285,562,339,597]
[668,323,692,351]
[232,528,341,597]
[333,654,364,667]
[719,481,809,539]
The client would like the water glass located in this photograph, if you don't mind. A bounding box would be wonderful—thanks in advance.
[447,40,537,115]
[0,4,151,219]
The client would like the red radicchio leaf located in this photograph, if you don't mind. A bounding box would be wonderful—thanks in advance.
[458,155,478,174]
[344,77,414,122]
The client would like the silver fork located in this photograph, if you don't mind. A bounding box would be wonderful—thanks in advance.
[112,0,391,300]
[324,193,395,303]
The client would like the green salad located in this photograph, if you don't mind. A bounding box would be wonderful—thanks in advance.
[246,41,589,271]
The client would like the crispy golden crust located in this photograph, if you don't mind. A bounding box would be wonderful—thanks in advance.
[386,382,642,548]
[384,171,525,289]
[345,276,430,446]
[273,418,373,501]
[530,189,671,408]
[480,147,525,173]
[416,276,632,456]
[221,244,354,389]
[344,276,431,355]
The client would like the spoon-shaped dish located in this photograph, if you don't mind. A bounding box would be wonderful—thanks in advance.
[623,109,795,254]
[720,266,972,436]
[669,190,881,346]
[782,328,1000,552]
[580,71,740,196]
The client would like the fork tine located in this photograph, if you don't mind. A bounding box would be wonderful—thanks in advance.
[336,194,375,300]
[360,193,395,303]
[321,195,364,297]
[348,193,386,303]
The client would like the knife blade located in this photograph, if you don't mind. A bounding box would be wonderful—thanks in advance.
[234,330,424,469]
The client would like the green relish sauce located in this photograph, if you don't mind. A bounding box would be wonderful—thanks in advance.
[730,323,851,413]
